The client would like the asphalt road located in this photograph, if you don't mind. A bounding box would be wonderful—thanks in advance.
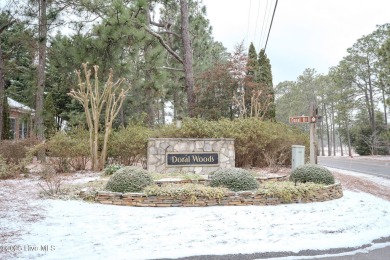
[318,156,390,179]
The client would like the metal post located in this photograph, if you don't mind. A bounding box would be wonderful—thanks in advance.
[309,102,317,164]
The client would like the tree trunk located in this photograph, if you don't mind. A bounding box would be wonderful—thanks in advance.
[331,102,336,156]
[338,122,344,156]
[324,104,331,156]
[382,86,388,126]
[36,0,47,160]
[0,43,5,140]
[345,118,353,157]
[320,119,325,156]
[180,0,196,117]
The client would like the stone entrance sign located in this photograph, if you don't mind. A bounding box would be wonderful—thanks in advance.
[147,138,235,174]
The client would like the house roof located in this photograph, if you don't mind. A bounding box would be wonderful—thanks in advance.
[7,97,35,114]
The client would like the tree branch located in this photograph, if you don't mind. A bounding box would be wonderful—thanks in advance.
[143,26,183,65]
[159,30,181,38]
[158,66,184,72]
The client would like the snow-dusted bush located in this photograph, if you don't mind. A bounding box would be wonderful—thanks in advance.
[289,164,335,185]
[105,166,153,193]
[209,168,259,191]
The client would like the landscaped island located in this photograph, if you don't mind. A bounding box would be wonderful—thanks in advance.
[89,165,343,207]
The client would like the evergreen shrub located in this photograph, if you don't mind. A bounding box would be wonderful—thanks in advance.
[289,164,335,185]
[209,168,259,191]
[108,124,151,167]
[46,129,90,172]
[105,166,153,193]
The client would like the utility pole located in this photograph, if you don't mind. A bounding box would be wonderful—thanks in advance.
[309,102,318,164]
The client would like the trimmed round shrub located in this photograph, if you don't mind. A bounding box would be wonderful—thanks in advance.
[209,168,259,191]
[105,166,153,193]
[289,164,335,185]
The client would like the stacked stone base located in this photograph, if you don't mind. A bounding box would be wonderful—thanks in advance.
[95,182,343,207]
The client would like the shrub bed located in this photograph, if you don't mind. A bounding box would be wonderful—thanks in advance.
[144,184,228,204]
[95,181,343,207]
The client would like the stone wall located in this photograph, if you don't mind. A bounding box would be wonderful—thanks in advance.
[95,183,343,207]
[147,138,235,174]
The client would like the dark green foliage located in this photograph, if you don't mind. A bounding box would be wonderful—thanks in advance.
[105,166,153,193]
[0,12,35,106]
[2,96,11,140]
[258,49,275,120]
[209,168,259,191]
[43,92,57,139]
[289,164,335,185]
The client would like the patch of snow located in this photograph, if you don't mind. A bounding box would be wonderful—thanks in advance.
[14,191,390,259]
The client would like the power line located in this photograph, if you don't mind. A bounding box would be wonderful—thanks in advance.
[246,0,252,44]
[258,0,270,50]
[264,0,278,52]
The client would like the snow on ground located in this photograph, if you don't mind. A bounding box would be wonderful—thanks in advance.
[11,190,390,260]
[327,167,390,187]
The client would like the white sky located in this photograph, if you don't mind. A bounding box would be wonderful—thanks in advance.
[202,0,390,84]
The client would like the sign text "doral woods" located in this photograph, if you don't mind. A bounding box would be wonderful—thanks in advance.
[167,153,219,166]
[289,116,316,124]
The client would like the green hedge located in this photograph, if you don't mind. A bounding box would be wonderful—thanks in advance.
[154,118,308,167]
[45,118,308,170]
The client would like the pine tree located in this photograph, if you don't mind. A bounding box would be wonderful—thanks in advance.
[43,92,56,139]
[244,42,259,116]
[258,49,275,120]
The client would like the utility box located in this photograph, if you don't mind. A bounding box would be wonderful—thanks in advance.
[292,145,305,170]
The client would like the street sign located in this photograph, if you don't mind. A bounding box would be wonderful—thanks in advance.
[289,116,316,124]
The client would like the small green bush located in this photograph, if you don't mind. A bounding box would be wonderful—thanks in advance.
[289,164,335,185]
[105,166,153,193]
[209,168,259,191]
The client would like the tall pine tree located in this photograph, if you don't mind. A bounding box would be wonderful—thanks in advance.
[258,49,275,120]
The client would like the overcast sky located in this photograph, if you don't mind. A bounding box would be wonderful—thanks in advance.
[202,0,390,85]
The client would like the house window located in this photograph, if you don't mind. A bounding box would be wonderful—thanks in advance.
[10,118,16,139]
[19,120,28,139]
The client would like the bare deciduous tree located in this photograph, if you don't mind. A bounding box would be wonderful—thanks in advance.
[69,63,130,171]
